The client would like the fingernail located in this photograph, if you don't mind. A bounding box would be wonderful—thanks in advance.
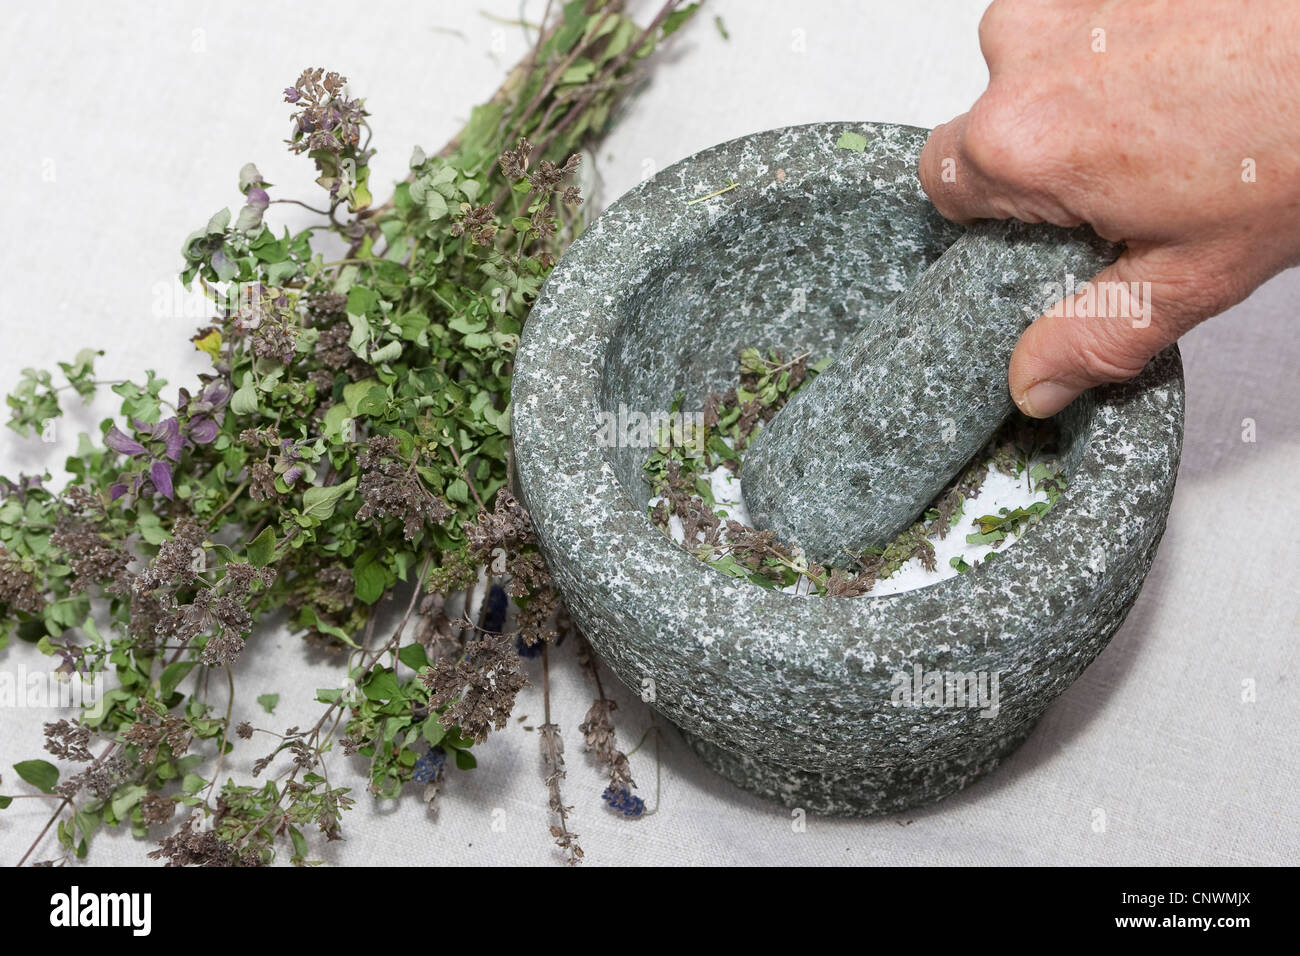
[1017,381,1078,418]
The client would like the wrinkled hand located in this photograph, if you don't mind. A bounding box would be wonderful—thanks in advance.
[920,0,1300,417]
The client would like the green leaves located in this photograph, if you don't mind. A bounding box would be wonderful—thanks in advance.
[425,191,448,220]
[230,381,259,416]
[420,715,446,747]
[1,344,111,436]
[160,660,197,699]
[111,785,146,821]
[448,313,486,334]
[663,2,700,36]
[206,207,232,235]
[444,478,470,505]
[554,0,590,51]
[398,643,429,670]
[369,340,402,364]
[4,367,61,437]
[408,159,477,227]
[361,668,402,702]
[341,378,388,421]
[257,693,280,714]
[14,759,59,794]
[58,348,103,400]
[247,526,277,567]
[966,502,1052,546]
[181,208,238,283]
[346,285,380,316]
[288,825,310,863]
[351,550,391,605]
[300,476,357,521]
[110,370,168,425]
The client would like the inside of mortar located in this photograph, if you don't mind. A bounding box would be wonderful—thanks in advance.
[595,173,1098,592]
[641,354,1072,594]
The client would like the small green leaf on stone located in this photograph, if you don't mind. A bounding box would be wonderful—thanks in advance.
[835,130,867,152]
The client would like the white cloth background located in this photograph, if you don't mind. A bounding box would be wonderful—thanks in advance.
[0,0,1296,866]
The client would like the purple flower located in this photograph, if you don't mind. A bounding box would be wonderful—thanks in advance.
[601,784,645,819]
[236,187,271,232]
[104,417,184,501]
[129,417,183,462]
[191,380,232,412]
[413,747,446,784]
[270,440,308,489]
[1,473,48,502]
[283,87,301,103]
[187,417,219,444]
[150,461,174,500]
[180,380,230,446]
[104,424,146,457]
[210,247,233,278]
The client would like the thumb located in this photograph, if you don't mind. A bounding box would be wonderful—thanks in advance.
[1009,243,1232,418]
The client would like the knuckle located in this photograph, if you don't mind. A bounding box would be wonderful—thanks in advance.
[977,0,1018,63]
[962,94,1052,190]
[1071,324,1151,383]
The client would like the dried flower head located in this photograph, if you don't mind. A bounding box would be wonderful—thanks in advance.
[355,436,453,541]
[44,719,94,762]
[0,545,44,614]
[422,633,528,743]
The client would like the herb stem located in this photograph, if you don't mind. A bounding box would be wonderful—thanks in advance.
[447,443,486,511]
[685,178,739,205]
[205,479,248,528]
[16,741,116,867]
[201,665,237,808]
[270,198,333,217]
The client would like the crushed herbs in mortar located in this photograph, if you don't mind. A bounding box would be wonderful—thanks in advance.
[645,348,1068,596]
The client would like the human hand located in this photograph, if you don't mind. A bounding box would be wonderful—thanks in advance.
[919,0,1300,417]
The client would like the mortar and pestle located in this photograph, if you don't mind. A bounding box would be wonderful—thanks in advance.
[512,122,1183,814]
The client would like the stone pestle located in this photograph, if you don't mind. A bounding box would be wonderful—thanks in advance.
[740,219,1120,566]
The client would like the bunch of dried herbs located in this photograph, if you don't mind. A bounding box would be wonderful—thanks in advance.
[0,0,700,867]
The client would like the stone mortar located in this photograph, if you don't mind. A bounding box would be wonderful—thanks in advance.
[512,122,1184,815]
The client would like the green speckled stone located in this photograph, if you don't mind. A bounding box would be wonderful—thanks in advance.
[512,122,1183,815]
